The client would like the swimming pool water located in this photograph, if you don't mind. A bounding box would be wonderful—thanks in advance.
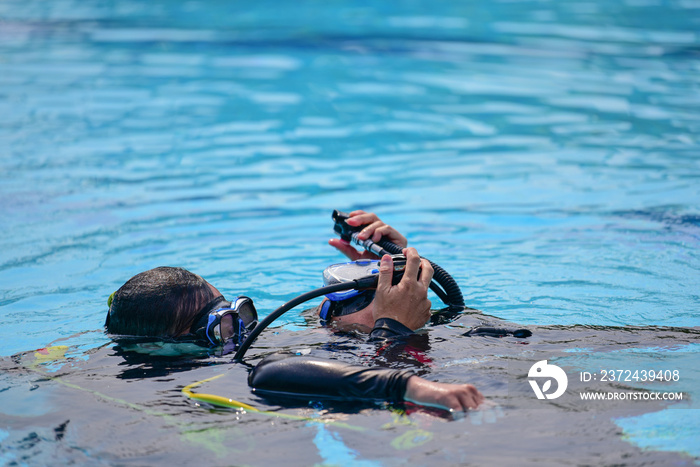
[1,0,699,465]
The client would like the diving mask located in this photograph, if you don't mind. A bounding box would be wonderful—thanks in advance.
[319,260,380,321]
[189,296,258,348]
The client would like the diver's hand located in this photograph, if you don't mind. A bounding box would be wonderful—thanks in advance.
[372,248,433,331]
[404,376,485,411]
[329,210,408,260]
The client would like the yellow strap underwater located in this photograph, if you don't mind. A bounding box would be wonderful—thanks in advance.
[182,374,259,411]
[181,373,365,431]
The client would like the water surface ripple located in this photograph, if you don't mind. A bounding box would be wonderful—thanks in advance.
[0,0,698,464]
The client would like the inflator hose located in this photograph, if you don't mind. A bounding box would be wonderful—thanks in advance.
[233,277,378,362]
[233,213,467,362]
[377,238,465,309]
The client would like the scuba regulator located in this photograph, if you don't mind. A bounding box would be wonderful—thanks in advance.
[233,210,466,361]
[331,210,465,305]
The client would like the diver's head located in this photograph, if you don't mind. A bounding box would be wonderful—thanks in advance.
[106,266,221,338]
[317,260,380,330]
[106,267,257,349]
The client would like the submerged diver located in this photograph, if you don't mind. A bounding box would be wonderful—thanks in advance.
[106,212,484,412]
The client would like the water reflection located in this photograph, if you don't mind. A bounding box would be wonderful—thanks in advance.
[1,0,699,463]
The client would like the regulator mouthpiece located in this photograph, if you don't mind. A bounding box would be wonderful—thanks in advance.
[332,210,358,241]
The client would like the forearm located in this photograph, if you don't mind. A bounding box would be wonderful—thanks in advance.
[249,352,413,402]
[249,353,485,411]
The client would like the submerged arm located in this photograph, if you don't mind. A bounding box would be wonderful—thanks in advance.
[249,352,483,411]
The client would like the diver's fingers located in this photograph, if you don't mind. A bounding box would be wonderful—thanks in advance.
[376,254,394,293]
[370,223,405,245]
[457,385,484,410]
[358,220,384,241]
[418,258,434,289]
[346,211,379,227]
[328,238,362,260]
[401,247,422,283]
[348,209,369,217]
[476,389,486,406]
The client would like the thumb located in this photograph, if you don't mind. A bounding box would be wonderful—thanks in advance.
[377,254,394,293]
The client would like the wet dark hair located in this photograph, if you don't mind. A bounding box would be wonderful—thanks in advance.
[105,267,218,338]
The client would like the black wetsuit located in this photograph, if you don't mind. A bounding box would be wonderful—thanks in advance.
[248,318,416,402]
[369,317,414,339]
[248,315,532,401]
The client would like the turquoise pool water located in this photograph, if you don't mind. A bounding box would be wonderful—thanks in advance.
[1,0,699,465]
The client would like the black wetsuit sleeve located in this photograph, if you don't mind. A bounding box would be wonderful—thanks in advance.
[369,318,414,339]
[248,352,414,402]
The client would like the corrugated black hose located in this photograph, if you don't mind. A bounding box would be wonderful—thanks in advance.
[332,210,465,309]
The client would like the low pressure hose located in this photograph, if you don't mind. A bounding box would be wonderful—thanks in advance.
[233,276,379,362]
[233,213,469,362]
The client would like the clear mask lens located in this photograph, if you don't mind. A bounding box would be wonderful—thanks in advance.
[201,297,258,347]
[323,260,380,301]
[218,313,236,342]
